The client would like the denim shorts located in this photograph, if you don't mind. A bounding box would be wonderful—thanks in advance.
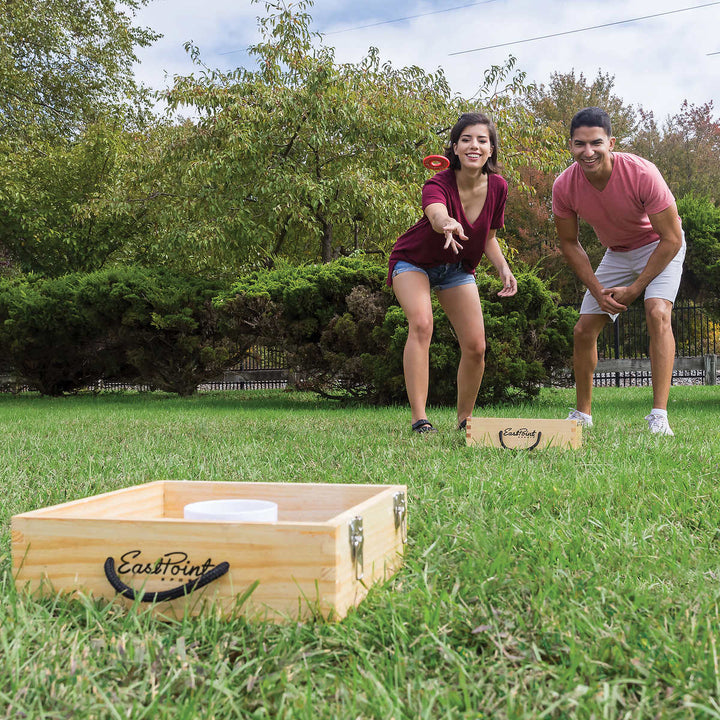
[391,260,476,291]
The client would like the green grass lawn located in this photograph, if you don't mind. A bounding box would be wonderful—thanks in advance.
[1,386,719,719]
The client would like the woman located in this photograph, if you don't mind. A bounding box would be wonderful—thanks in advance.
[388,112,517,434]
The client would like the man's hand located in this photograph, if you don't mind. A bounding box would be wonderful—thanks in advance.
[599,287,634,313]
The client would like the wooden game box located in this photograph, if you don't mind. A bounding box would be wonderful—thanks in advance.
[11,480,408,622]
[465,417,582,450]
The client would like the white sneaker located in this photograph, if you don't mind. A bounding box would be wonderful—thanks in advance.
[645,413,674,436]
[567,409,593,428]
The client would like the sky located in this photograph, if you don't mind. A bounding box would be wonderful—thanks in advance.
[131,0,720,122]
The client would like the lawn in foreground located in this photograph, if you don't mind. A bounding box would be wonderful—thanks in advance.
[1,386,719,719]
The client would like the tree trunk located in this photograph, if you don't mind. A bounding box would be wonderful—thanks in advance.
[272,225,287,257]
[321,219,333,263]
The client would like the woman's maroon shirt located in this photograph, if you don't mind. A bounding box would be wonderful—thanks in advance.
[387,169,507,285]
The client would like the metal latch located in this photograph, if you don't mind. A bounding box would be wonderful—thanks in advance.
[348,516,364,581]
[393,491,407,544]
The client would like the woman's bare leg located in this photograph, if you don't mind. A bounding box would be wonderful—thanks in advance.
[392,271,434,424]
[437,283,486,426]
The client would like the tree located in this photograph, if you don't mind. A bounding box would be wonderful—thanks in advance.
[0,0,159,275]
[525,69,639,145]
[0,120,146,275]
[465,57,567,193]
[631,102,720,203]
[0,0,158,144]
[104,0,455,269]
[103,2,567,273]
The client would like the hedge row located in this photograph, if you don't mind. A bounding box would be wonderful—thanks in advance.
[0,258,577,404]
[221,257,577,405]
[0,268,244,396]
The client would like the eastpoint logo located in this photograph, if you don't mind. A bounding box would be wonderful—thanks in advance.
[502,427,537,439]
[117,550,218,582]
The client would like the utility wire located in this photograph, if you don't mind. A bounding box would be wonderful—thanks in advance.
[324,0,498,35]
[218,0,498,54]
[449,1,720,56]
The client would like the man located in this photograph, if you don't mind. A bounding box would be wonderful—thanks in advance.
[552,107,685,436]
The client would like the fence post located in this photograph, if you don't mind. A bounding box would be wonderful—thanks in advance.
[703,354,717,386]
[613,318,621,387]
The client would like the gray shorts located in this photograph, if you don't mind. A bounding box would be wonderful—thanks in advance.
[580,236,686,320]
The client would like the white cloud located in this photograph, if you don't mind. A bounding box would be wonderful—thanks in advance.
[133,0,259,89]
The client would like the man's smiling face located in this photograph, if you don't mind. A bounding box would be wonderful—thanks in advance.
[570,125,616,179]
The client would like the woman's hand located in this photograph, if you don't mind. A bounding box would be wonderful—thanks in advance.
[484,232,516,296]
[441,219,468,254]
[497,268,517,297]
[425,203,467,254]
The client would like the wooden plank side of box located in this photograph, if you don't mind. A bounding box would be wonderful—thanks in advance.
[12,516,342,621]
[328,486,406,618]
[12,481,166,519]
[466,417,581,450]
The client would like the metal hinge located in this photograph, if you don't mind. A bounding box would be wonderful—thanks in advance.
[349,516,364,581]
[393,491,407,544]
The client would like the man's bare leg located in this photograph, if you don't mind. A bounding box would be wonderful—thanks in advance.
[645,298,675,411]
[572,314,610,415]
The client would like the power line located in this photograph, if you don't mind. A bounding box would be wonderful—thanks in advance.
[218,47,250,57]
[324,0,498,35]
[217,0,499,54]
[449,1,720,56]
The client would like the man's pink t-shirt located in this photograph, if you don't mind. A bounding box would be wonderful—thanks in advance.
[552,153,676,252]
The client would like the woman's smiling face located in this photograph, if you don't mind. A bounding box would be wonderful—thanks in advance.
[453,123,493,171]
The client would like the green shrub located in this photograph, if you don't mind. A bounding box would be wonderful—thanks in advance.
[0,271,86,394]
[222,257,390,396]
[475,270,577,403]
[0,273,124,395]
[117,271,246,396]
[1,257,575,402]
[225,257,390,397]
[222,257,576,405]
[0,268,255,396]
[677,194,720,314]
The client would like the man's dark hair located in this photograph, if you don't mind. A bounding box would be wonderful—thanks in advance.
[570,107,612,138]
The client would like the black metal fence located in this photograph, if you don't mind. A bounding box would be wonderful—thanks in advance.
[3,305,718,393]
[0,346,290,393]
[209,303,719,391]
[594,301,719,387]
[199,346,288,390]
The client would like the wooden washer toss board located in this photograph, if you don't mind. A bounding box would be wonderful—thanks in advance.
[12,480,408,622]
[465,417,582,450]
